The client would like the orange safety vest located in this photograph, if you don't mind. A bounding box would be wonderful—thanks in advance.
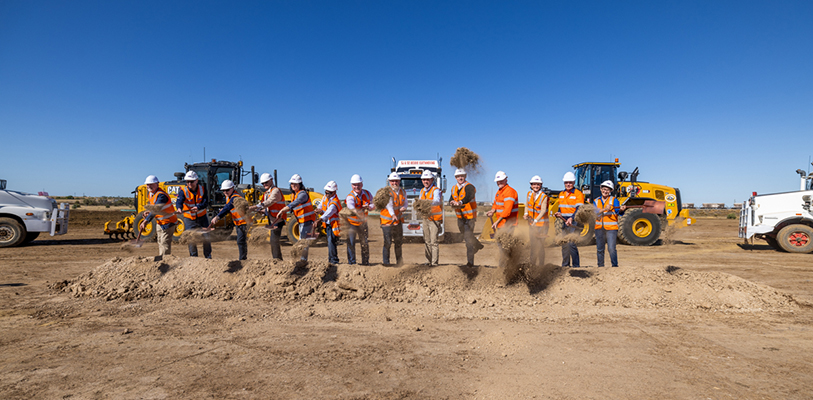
[291,189,316,224]
[149,189,178,226]
[380,187,406,225]
[452,183,477,220]
[594,196,619,230]
[526,190,548,227]
[420,186,443,221]
[558,188,584,219]
[226,192,247,226]
[492,185,519,228]
[262,187,287,220]
[321,194,343,235]
[346,190,372,226]
[181,184,207,219]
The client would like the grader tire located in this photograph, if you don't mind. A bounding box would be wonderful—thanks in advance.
[777,224,813,254]
[172,218,186,242]
[618,208,661,246]
[133,214,157,241]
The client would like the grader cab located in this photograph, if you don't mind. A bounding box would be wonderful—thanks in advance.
[104,160,323,243]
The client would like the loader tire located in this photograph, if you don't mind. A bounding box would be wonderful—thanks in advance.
[133,214,156,241]
[777,224,813,254]
[0,217,26,248]
[554,217,594,246]
[618,208,661,246]
[287,218,320,243]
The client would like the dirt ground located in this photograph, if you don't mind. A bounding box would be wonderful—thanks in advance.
[1,211,812,399]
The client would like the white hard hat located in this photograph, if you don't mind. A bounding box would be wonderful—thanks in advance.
[350,174,363,184]
[494,171,507,182]
[184,171,199,181]
[421,170,434,180]
[144,175,159,184]
[324,180,338,192]
[388,172,401,181]
[260,173,273,184]
[289,174,303,184]
[563,171,576,182]
[220,180,235,190]
[454,168,466,177]
[600,180,614,189]
[530,175,543,184]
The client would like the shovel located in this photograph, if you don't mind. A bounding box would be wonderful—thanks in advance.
[130,225,146,248]
[622,199,665,214]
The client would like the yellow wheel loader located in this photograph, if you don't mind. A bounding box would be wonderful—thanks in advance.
[480,160,694,246]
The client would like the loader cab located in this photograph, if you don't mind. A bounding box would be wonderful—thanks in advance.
[573,162,619,202]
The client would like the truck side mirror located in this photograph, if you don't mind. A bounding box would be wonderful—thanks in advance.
[618,171,628,181]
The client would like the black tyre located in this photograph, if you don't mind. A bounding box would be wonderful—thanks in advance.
[777,224,813,253]
[0,217,26,248]
[287,218,320,243]
[22,232,40,244]
[765,236,783,251]
[133,213,156,241]
[172,218,186,242]
[554,217,594,246]
[618,208,661,246]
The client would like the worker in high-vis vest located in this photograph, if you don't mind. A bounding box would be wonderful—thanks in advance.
[449,168,483,267]
[175,170,211,259]
[420,170,443,266]
[210,179,248,260]
[316,180,342,266]
[276,174,317,265]
[524,175,548,267]
[554,171,584,268]
[380,172,407,266]
[486,171,519,268]
[249,172,286,260]
[594,180,626,267]
[140,175,178,257]
[346,174,374,265]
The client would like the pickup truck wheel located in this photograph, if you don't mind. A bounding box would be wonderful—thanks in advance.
[22,232,40,244]
[777,224,813,253]
[0,217,26,248]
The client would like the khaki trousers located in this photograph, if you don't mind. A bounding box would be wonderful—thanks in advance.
[422,219,440,265]
[156,223,176,256]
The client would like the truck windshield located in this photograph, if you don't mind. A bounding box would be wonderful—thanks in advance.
[401,178,423,192]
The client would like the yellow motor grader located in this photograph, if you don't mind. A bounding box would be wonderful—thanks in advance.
[104,160,323,243]
[480,160,694,246]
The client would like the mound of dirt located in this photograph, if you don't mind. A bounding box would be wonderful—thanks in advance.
[59,256,799,316]
[374,187,391,211]
[450,147,481,173]
[178,229,211,245]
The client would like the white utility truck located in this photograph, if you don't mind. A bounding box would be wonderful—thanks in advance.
[0,179,70,247]
[739,166,813,253]
[390,159,446,240]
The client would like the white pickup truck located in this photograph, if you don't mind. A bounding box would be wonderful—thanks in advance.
[0,179,70,247]
[739,167,813,253]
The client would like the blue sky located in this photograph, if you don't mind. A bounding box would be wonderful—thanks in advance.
[1,1,811,204]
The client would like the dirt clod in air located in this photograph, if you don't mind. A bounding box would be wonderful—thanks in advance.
[247,225,271,244]
[142,204,167,215]
[178,229,210,245]
[231,197,251,220]
[450,147,481,172]
[494,230,526,284]
[290,239,312,259]
[374,187,391,211]
[574,204,598,226]
[413,199,434,219]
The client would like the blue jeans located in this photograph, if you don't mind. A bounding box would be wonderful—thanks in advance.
[561,225,580,267]
[381,223,403,265]
[326,225,340,265]
[235,224,247,260]
[298,220,313,261]
[595,228,618,267]
[183,216,211,258]
[347,224,369,265]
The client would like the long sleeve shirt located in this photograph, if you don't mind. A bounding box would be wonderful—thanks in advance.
[448,182,475,204]
[175,186,208,213]
[320,200,338,222]
[144,192,170,224]
[286,189,310,209]
[215,195,237,219]
[257,186,283,208]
